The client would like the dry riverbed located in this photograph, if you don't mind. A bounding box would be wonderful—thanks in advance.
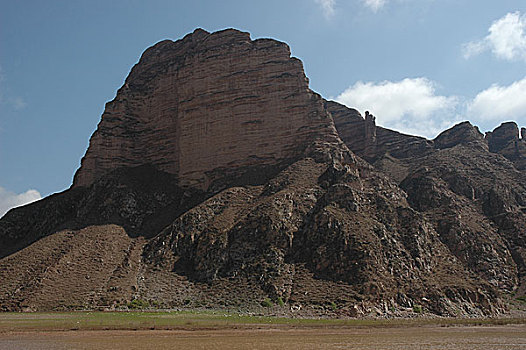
[0,312,525,349]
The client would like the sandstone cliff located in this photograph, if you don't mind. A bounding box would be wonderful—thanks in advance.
[327,100,434,163]
[73,28,339,190]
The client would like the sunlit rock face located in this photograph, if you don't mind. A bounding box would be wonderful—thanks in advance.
[73,28,338,190]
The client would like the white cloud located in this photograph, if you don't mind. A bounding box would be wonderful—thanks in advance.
[0,187,41,218]
[0,65,27,112]
[316,0,416,16]
[0,96,27,111]
[362,0,387,12]
[12,97,27,110]
[335,78,459,138]
[463,11,526,61]
[315,0,336,18]
[462,40,487,59]
[467,77,526,122]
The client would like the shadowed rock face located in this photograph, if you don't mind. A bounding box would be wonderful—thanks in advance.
[0,29,525,316]
[486,122,526,170]
[327,100,434,162]
[0,165,204,258]
[330,101,526,301]
[434,121,487,150]
[487,122,520,153]
[73,28,339,190]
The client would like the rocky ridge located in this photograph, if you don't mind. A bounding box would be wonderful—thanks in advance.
[486,122,526,170]
[1,28,525,317]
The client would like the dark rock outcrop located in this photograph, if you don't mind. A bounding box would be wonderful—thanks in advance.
[486,122,526,170]
[327,101,434,162]
[0,165,204,259]
[434,121,487,150]
[332,100,526,306]
[487,122,521,152]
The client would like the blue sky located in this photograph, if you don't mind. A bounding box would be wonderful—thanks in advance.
[1,0,526,215]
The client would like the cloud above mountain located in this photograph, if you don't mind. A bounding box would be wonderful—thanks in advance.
[467,77,526,122]
[335,77,459,138]
[362,0,387,12]
[315,0,336,18]
[0,187,41,218]
[335,75,526,138]
[463,11,526,62]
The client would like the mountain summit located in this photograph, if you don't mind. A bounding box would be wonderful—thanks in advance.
[73,28,340,190]
[1,29,525,316]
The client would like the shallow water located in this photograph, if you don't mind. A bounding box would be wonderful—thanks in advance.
[1,325,525,349]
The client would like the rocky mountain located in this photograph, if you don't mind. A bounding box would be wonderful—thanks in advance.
[73,28,340,190]
[1,28,525,317]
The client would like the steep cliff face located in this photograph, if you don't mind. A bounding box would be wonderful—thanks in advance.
[327,101,434,162]
[327,101,434,182]
[73,28,339,190]
[486,122,526,170]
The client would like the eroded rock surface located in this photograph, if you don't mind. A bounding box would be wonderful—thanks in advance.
[486,122,526,170]
[331,101,526,307]
[328,101,434,163]
[434,121,487,150]
[73,28,339,190]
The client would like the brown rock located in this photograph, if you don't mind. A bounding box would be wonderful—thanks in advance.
[324,101,370,156]
[433,121,487,150]
[486,122,526,170]
[327,100,433,162]
[73,28,338,190]
[486,122,519,148]
[486,122,520,152]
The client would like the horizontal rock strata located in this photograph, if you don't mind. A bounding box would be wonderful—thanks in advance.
[73,28,339,190]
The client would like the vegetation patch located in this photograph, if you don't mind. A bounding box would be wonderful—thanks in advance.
[127,299,150,309]
[0,312,525,333]
[413,305,423,314]
[261,298,273,308]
